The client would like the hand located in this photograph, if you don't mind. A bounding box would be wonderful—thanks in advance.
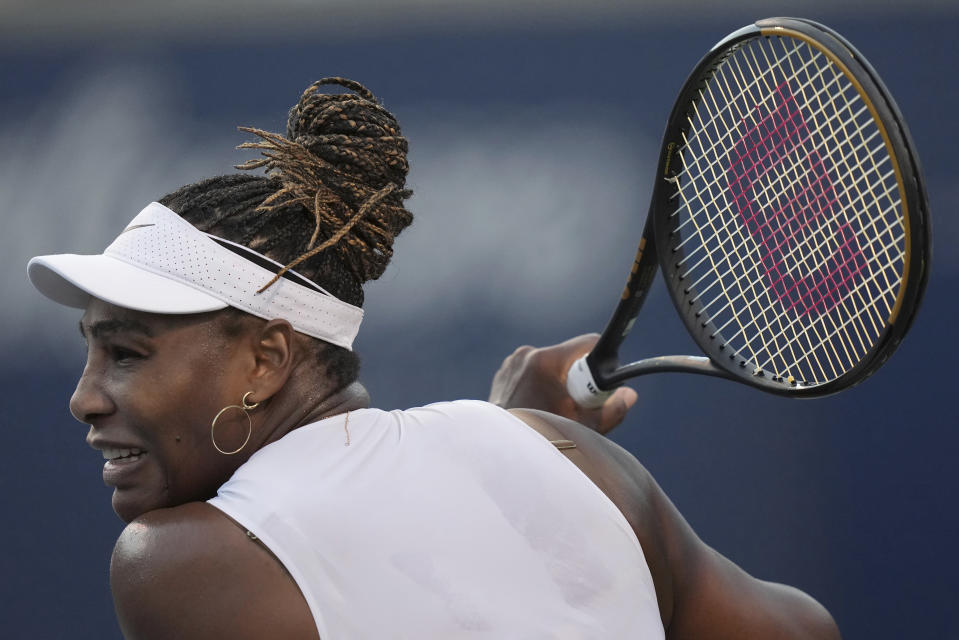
[489,334,638,435]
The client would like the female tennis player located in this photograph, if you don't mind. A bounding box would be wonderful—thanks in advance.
[28,78,840,639]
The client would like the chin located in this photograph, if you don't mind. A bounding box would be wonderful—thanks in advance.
[111,489,169,524]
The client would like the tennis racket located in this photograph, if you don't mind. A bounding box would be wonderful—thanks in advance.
[567,17,930,408]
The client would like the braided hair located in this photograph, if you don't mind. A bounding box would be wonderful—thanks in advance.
[159,78,413,388]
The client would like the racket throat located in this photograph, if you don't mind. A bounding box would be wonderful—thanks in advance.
[605,355,730,385]
[569,353,734,409]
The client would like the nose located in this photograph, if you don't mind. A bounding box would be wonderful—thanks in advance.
[69,362,115,424]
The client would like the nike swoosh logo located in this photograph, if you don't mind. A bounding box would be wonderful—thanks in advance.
[120,223,156,234]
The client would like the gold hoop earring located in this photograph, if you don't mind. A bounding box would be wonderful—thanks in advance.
[211,392,260,455]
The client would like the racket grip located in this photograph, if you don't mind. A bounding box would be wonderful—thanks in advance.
[566,355,613,409]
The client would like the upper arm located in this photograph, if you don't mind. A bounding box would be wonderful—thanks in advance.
[508,408,840,640]
[110,502,319,640]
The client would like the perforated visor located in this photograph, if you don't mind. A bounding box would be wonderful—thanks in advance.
[26,202,364,350]
[28,252,228,313]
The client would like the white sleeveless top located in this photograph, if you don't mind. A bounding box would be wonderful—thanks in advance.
[209,400,664,639]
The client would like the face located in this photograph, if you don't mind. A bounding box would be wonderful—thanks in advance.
[71,299,255,523]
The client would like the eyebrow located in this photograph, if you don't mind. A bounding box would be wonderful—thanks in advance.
[79,318,154,339]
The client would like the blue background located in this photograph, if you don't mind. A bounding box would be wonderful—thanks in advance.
[1,5,956,638]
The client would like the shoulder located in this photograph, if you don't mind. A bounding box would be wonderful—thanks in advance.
[111,502,318,640]
[507,408,675,617]
[504,408,663,519]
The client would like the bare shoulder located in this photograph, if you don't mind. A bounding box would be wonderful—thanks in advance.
[508,408,841,640]
[111,502,318,640]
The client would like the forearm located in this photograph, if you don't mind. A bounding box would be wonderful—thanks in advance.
[668,546,841,640]
[749,580,841,640]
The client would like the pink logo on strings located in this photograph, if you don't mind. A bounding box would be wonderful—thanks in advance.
[726,83,865,318]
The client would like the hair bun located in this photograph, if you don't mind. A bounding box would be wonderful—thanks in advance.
[235,77,412,290]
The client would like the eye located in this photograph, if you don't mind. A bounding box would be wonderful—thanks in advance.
[110,346,146,364]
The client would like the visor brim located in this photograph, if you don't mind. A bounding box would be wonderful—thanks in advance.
[28,253,228,314]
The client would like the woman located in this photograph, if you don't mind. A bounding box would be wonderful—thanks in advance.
[28,78,840,638]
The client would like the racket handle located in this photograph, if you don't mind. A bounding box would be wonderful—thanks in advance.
[566,355,614,409]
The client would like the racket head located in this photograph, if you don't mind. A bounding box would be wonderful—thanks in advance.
[653,17,930,397]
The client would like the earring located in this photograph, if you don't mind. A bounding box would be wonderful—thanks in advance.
[211,391,260,455]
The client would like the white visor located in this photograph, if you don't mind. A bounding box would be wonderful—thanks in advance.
[27,202,363,350]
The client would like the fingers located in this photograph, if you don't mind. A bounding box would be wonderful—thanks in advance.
[510,345,535,358]
[557,333,601,348]
[596,386,638,435]
[616,386,639,410]
[489,334,636,431]
[500,334,600,374]
[556,333,601,360]
[532,333,601,372]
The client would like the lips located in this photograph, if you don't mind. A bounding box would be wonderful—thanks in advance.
[99,445,150,487]
[102,447,145,462]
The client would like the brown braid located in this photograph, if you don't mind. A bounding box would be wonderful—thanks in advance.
[161,77,412,306]
[235,77,412,289]
[253,182,398,293]
[157,77,414,388]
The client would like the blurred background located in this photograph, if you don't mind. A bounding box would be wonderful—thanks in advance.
[2,1,956,637]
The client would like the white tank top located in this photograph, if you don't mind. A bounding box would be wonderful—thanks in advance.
[209,400,664,639]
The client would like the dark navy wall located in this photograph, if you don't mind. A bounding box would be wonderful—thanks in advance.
[3,12,957,639]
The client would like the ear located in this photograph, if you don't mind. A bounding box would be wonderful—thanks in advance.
[245,319,296,402]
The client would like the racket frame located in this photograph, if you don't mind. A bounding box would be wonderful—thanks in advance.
[579,17,929,402]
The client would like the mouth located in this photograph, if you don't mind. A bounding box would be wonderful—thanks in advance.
[101,446,150,488]
[102,447,147,463]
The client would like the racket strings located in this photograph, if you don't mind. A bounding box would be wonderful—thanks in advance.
[673,178,901,380]
[773,36,895,332]
[732,41,904,380]
[675,58,849,273]
[687,152,898,323]
[680,106,897,328]
[762,40,889,364]
[751,37,903,375]
[672,44,876,248]
[711,38,868,378]
[717,227,903,374]
[669,34,905,384]
[672,92,873,244]
[676,43,825,166]
[677,126,889,286]
[770,234,904,373]
[708,41,888,375]
[704,200,901,348]
[692,47,850,378]
[671,50,844,212]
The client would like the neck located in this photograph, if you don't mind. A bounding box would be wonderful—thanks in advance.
[257,380,371,450]
[297,381,371,426]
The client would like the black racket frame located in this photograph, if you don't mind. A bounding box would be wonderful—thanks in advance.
[585,17,930,398]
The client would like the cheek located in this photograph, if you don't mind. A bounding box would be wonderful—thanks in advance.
[159,394,254,503]
[135,378,234,502]
[137,331,252,504]
[147,353,237,436]
[153,429,241,505]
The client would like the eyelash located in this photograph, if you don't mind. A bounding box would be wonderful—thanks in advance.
[110,346,145,364]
